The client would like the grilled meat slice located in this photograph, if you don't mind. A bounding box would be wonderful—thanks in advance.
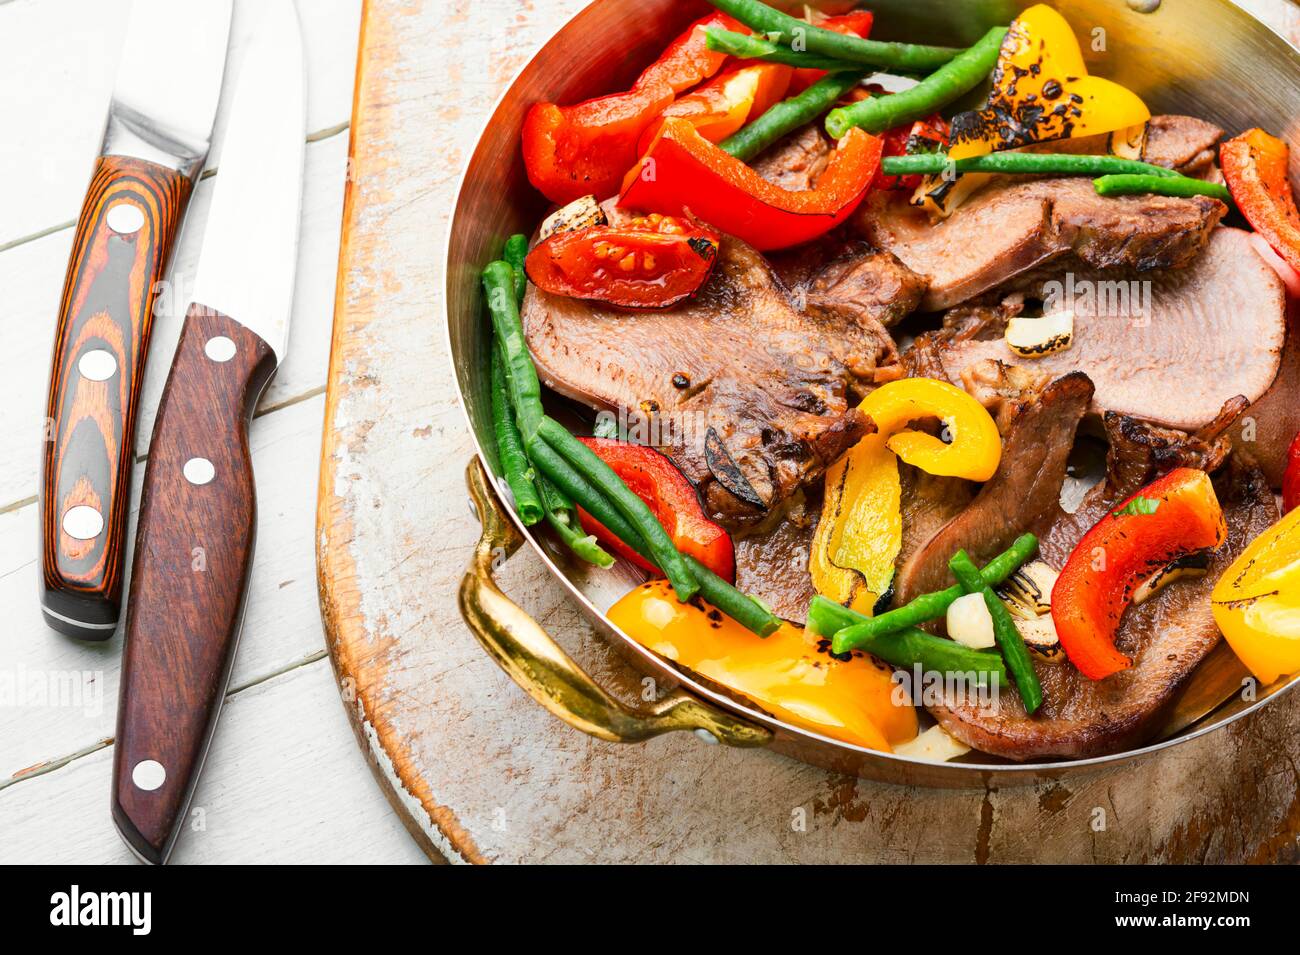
[893,369,1094,604]
[857,177,1225,311]
[750,124,832,192]
[937,228,1286,432]
[933,463,1277,761]
[521,236,903,526]
[772,233,928,330]
[733,494,819,624]
[1232,303,1300,486]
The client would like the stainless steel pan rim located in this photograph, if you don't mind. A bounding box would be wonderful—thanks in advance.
[445,0,1300,784]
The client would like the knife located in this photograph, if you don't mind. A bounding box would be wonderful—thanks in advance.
[111,0,305,865]
[39,0,233,640]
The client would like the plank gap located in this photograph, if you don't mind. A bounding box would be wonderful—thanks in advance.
[0,122,350,255]
[0,648,332,795]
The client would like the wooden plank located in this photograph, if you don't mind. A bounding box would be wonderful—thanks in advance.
[0,131,349,509]
[318,0,1300,864]
[0,657,430,864]
[0,0,362,249]
[0,395,332,786]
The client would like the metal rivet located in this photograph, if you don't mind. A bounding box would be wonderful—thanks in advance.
[132,759,166,791]
[204,336,236,362]
[77,348,117,381]
[106,202,145,235]
[62,505,104,540]
[183,458,215,485]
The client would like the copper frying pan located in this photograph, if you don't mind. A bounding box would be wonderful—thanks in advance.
[447,0,1300,786]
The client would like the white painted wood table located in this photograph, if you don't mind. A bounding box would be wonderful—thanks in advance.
[5,0,1300,865]
[0,0,426,863]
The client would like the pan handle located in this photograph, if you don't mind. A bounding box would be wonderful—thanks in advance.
[457,457,772,748]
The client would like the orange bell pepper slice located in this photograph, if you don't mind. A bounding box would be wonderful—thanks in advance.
[1222,127,1300,275]
[619,119,881,251]
[637,62,792,155]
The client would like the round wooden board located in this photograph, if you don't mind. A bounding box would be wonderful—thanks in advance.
[317,0,1300,863]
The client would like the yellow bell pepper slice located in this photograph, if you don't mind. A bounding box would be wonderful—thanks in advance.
[1211,507,1300,685]
[810,433,901,613]
[608,580,918,751]
[948,4,1151,160]
[859,378,1002,481]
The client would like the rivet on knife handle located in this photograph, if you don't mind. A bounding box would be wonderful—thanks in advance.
[112,304,277,865]
[39,156,192,639]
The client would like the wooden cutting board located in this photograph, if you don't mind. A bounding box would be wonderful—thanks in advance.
[316,0,1300,864]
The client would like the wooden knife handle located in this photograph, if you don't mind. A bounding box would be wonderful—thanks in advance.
[112,305,276,865]
[40,154,192,639]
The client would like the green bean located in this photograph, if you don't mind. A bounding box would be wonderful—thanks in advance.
[703,0,962,72]
[825,26,1007,138]
[704,27,862,71]
[807,597,1005,682]
[949,550,1042,714]
[481,261,543,440]
[719,71,867,161]
[527,435,778,635]
[489,345,543,525]
[880,152,1183,179]
[827,533,1038,654]
[686,556,781,637]
[1093,173,1232,203]
[539,482,614,568]
[533,417,698,601]
[503,234,529,304]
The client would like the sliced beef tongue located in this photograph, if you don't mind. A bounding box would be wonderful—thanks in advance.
[935,462,1277,761]
[771,232,928,330]
[937,228,1286,432]
[893,367,1095,605]
[1143,114,1224,174]
[521,236,901,527]
[750,124,832,193]
[857,177,1225,311]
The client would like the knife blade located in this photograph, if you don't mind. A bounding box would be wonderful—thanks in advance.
[39,0,233,640]
[111,0,305,865]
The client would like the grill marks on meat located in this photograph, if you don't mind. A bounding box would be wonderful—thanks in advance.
[937,228,1286,432]
[894,370,1094,605]
[521,236,903,527]
[922,400,1277,760]
[858,178,1225,311]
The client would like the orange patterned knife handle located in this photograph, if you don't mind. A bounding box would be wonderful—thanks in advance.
[39,154,191,639]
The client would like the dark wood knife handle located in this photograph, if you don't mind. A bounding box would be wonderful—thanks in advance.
[40,154,192,639]
[112,305,276,865]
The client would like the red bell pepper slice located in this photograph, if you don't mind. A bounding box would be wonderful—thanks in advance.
[637,62,793,156]
[618,119,882,251]
[1221,128,1300,274]
[1283,431,1300,514]
[1051,468,1227,680]
[524,215,720,309]
[876,114,950,190]
[787,11,875,94]
[575,437,735,583]
[521,13,743,204]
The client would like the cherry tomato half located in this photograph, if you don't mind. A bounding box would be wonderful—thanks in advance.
[524,214,720,309]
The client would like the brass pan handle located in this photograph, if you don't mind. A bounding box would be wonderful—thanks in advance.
[458,457,772,747]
